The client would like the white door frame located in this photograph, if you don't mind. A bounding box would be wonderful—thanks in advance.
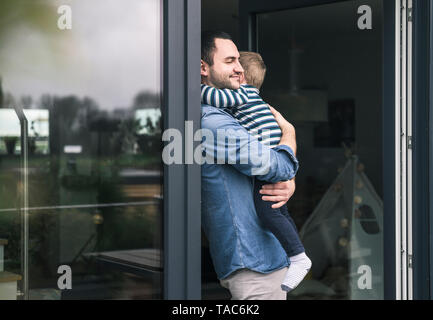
[395,0,413,300]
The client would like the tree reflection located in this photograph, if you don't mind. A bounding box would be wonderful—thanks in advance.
[0,83,162,285]
[0,1,58,42]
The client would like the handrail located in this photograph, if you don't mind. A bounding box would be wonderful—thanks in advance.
[13,105,28,300]
[0,201,160,213]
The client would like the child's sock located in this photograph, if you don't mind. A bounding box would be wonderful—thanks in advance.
[281,252,312,292]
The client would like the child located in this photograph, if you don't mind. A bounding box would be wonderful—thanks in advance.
[200,51,311,292]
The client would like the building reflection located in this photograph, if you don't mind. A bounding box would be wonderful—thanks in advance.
[0,80,163,299]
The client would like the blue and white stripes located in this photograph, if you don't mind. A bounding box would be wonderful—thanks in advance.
[201,84,249,108]
[201,84,282,147]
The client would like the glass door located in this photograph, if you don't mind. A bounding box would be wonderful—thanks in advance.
[240,0,389,300]
[0,0,163,299]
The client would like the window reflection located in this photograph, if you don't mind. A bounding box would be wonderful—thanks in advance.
[0,0,162,300]
[0,109,49,155]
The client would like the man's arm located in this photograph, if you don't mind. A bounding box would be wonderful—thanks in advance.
[259,106,297,208]
[268,105,296,154]
[201,107,299,183]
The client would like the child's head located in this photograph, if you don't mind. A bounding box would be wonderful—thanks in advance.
[239,51,267,90]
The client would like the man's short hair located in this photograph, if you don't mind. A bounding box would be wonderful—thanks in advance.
[201,30,232,66]
[239,51,267,90]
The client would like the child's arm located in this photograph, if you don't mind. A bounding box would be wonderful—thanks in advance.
[201,84,250,109]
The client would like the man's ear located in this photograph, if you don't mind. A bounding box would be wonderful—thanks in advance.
[201,59,209,77]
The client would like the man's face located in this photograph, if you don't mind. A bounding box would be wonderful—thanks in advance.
[201,38,244,90]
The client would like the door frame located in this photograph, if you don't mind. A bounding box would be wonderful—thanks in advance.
[395,0,431,300]
[239,0,344,52]
[430,0,433,300]
[163,0,202,299]
[238,0,398,299]
[413,0,433,300]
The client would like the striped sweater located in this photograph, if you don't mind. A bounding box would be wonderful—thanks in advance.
[201,84,282,147]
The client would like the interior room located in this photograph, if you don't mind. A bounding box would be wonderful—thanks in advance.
[201,0,384,300]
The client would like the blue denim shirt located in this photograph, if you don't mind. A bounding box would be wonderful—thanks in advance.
[201,105,299,280]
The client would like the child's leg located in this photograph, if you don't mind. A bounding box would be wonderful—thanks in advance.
[253,179,304,256]
[253,179,312,292]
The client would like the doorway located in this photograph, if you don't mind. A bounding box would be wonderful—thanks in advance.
[202,0,387,300]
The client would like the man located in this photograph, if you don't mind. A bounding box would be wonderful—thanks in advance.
[200,30,299,300]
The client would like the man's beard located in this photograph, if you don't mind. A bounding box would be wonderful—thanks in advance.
[208,68,239,90]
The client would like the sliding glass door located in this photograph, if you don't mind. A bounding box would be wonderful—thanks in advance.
[0,0,163,299]
[239,0,393,300]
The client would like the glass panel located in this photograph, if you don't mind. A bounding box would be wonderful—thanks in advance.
[0,0,163,299]
[257,0,384,299]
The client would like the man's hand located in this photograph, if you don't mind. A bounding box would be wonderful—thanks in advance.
[268,106,296,154]
[259,179,296,209]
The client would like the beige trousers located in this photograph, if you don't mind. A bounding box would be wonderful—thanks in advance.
[220,267,288,300]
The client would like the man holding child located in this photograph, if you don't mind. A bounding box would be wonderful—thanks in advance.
[200,31,311,300]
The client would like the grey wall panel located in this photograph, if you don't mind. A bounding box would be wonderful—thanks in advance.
[163,0,201,300]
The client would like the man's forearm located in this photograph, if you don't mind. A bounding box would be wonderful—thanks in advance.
[201,107,299,183]
[268,106,297,155]
[278,130,297,155]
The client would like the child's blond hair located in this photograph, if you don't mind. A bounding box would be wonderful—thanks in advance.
[239,51,267,90]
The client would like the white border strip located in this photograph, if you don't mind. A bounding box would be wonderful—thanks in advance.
[401,0,408,301]
[395,0,402,300]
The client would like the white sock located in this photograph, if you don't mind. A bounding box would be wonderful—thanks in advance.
[281,252,312,292]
